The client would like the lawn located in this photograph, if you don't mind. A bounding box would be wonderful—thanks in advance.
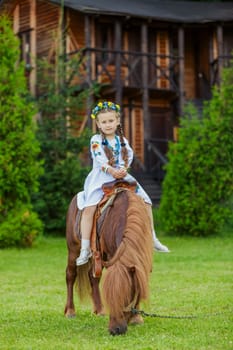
[0,234,232,350]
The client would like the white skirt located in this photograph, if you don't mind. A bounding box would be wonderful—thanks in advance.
[77,168,152,210]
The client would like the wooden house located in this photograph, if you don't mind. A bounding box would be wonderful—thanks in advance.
[1,0,233,194]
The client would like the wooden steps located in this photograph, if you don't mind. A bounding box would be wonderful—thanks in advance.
[131,172,162,206]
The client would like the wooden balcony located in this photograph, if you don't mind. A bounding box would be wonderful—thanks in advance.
[66,48,233,122]
[68,47,180,98]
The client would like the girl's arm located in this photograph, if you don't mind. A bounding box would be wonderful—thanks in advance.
[90,135,109,172]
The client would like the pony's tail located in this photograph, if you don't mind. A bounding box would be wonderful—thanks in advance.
[75,262,92,302]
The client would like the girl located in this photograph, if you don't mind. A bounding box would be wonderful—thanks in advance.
[76,101,169,266]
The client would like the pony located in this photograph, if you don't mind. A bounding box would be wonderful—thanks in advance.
[64,181,153,335]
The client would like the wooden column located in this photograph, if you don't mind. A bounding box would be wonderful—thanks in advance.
[115,20,122,106]
[13,5,19,34]
[85,15,92,128]
[217,24,223,84]
[141,23,149,171]
[178,26,184,116]
[209,29,214,86]
[59,3,66,89]
[29,0,36,96]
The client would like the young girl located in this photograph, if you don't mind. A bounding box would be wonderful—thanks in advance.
[76,101,169,266]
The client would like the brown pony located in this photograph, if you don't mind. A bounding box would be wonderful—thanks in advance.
[64,182,153,335]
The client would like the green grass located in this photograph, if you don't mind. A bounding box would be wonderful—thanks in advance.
[0,235,232,350]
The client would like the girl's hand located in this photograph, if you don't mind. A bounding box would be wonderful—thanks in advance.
[116,168,127,178]
[108,167,127,179]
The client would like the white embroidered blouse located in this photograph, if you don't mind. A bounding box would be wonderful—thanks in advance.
[77,134,152,209]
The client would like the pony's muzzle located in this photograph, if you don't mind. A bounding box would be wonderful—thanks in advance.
[109,317,127,336]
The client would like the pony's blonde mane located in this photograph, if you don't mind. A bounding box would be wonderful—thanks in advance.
[102,191,153,317]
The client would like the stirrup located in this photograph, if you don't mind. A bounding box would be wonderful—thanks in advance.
[76,249,92,266]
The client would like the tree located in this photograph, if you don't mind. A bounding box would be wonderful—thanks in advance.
[158,63,233,236]
[33,24,99,235]
[0,16,43,247]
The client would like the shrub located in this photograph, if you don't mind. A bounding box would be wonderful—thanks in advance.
[33,152,90,234]
[158,65,233,236]
[0,16,43,247]
[0,205,43,248]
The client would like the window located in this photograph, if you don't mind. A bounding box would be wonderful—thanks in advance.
[18,29,32,71]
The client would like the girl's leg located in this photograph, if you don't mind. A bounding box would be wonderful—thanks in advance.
[76,205,97,266]
[145,204,170,253]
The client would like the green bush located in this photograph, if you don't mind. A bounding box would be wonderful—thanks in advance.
[0,205,43,248]
[158,65,233,236]
[33,153,90,234]
[0,16,43,247]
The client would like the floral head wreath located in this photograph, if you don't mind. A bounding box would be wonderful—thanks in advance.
[91,101,121,119]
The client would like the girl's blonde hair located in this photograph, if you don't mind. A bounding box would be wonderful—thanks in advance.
[92,102,129,168]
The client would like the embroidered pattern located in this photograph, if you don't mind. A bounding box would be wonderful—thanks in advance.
[101,165,110,173]
[91,141,101,156]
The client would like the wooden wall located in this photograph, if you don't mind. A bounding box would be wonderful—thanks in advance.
[36,0,60,59]
[122,104,144,164]
[68,9,85,50]
[18,0,30,30]
[156,31,170,89]
[184,30,196,100]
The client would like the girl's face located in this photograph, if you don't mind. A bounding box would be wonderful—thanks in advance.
[96,111,119,138]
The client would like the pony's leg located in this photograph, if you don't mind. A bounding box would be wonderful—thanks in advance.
[128,313,144,325]
[64,260,77,318]
[64,195,80,317]
[128,299,144,325]
[88,270,104,315]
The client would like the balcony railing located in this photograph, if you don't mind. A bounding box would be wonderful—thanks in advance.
[147,139,168,182]
[68,48,233,93]
[68,47,180,93]
[210,55,233,85]
[130,139,168,179]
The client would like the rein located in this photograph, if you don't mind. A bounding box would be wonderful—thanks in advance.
[131,308,231,320]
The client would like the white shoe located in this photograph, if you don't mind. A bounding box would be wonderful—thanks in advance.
[154,238,170,253]
[76,249,92,266]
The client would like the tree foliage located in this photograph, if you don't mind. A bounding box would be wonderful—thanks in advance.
[33,40,99,235]
[0,16,43,247]
[158,64,233,236]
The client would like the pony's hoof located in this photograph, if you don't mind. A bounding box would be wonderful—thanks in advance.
[97,311,106,316]
[65,309,76,318]
[129,314,144,325]
[93,309,106,316]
